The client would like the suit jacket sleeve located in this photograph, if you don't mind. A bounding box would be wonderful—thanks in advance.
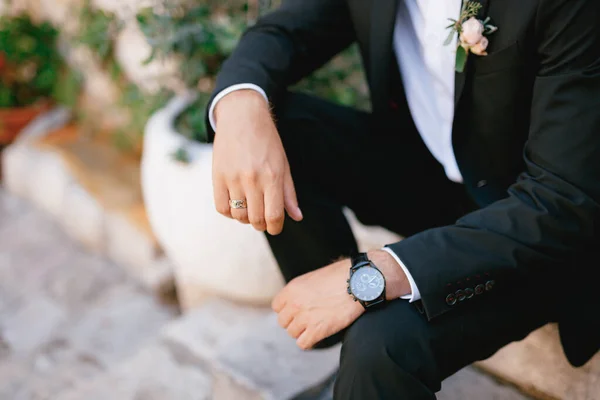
[204,0,356,140]
[387,0,600,319]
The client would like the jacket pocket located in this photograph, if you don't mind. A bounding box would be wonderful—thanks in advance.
[472,41,522,76]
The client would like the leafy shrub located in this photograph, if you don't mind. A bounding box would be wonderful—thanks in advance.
[0,14,81,108]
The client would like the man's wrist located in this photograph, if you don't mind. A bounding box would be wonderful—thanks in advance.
[214,89,270,126]
[367,250,411,300]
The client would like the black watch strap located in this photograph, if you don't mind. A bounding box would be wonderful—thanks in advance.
[351,252,369,267]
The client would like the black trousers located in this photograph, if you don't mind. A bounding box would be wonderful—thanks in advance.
[266,92,559,399]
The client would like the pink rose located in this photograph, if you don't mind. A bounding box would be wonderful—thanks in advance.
[460,17,484,46]
[470,37,489,56]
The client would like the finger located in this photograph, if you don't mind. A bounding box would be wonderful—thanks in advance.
[264,183,285,235]
[277,306,296,329]
[286,315,306,339]
[283,166,303,222]
[213,176,232,218]
[272,290,286,312]
[296,329,314,351]
[228,184,249,224]
[244,178,266,232]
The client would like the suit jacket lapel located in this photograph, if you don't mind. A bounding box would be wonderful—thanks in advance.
[370,0,398,114]
[454,0,491,107]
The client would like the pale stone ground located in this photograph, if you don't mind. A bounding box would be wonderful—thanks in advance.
[0,187,531,399]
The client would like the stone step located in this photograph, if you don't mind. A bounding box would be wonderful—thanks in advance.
[477,324,600,400]
[58,299,340,400]
[0,188,177,400]
[1,109,174,295]
[58,298,531,400]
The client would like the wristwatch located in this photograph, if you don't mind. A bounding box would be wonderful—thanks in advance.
[346,253,386,310]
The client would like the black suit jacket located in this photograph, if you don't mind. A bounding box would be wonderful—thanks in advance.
[207,0,600,367]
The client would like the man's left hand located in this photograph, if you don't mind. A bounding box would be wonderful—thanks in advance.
[272,250,410,350]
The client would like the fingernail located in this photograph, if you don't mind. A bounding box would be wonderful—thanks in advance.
[297,208,303,220]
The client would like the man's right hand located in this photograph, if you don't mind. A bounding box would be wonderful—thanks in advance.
[212,90,303,235]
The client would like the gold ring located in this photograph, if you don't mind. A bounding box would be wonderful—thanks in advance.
[229,199,247,209]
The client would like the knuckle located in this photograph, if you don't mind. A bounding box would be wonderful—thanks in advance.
[277,315,287,328]
[265,211,284,223]
[251,220,266,231]
[242,169,259,183]
[263,166,282,182]
[233,212,249,223]
[216,205,230,215]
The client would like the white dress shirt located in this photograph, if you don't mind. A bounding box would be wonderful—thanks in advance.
[209,0,463,302]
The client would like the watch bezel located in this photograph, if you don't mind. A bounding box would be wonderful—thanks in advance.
[347,260,386,308]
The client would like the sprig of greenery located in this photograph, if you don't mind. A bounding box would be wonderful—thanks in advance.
[75,0,122,63]
[444,1,483,46]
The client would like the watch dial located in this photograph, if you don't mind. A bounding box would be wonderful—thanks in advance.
[349,266,385,302]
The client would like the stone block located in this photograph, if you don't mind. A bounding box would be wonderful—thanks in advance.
[104,211,170,291]
[162,299,269,363]
[27,150,72,219]
[214,313,341,400]
[138,256,176,296]
[477,324,600,400]
[212,372,264,400]
[3,119,175,297]
[0,341,105,400]
[2,144,36,197]
[65,283,175,367]
[0,360,34,400]
[163,299,340,400]
[61,183,106,253]
[1,295,67,355]
[439,366,528,400]
[56,342,212,400]
[0,189,30,230]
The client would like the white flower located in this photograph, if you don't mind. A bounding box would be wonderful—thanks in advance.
[470,37,489,56]
[460,17,484,46]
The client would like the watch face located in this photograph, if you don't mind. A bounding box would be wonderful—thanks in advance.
[349,266,385,302]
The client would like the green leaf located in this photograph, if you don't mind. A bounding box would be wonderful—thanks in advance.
[455,46,468,73]
[444,29,456,46]
[172,147,191,163]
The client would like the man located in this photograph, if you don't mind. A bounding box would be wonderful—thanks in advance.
[206,0,600,398]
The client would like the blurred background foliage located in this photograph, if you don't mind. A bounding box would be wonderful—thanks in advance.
[135,0,369,143]
[0,14,81,108]
[1,0,369,148]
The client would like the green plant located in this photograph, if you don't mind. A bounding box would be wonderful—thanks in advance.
[135,0,368,144]
[0,14,81,108]
[113,83,172,150]
[75,0,122,63]
[72,0,169,153]
[174,92,212,143]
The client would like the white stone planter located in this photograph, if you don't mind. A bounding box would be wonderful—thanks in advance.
[141,95,401,310]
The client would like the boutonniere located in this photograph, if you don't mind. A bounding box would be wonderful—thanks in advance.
[445,1,498,73]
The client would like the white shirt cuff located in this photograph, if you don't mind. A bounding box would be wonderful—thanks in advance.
[208,83,269,132]
[382,247,422,302]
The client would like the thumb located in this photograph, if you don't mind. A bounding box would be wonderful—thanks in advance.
[283,168,303,222]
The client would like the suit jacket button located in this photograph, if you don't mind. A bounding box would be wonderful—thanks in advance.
[446,293,457,306]
[455,289,466,302]
[464,288,474,299]
[485,280,495,291]
[476,180,488,188]
[475,284,485,295]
